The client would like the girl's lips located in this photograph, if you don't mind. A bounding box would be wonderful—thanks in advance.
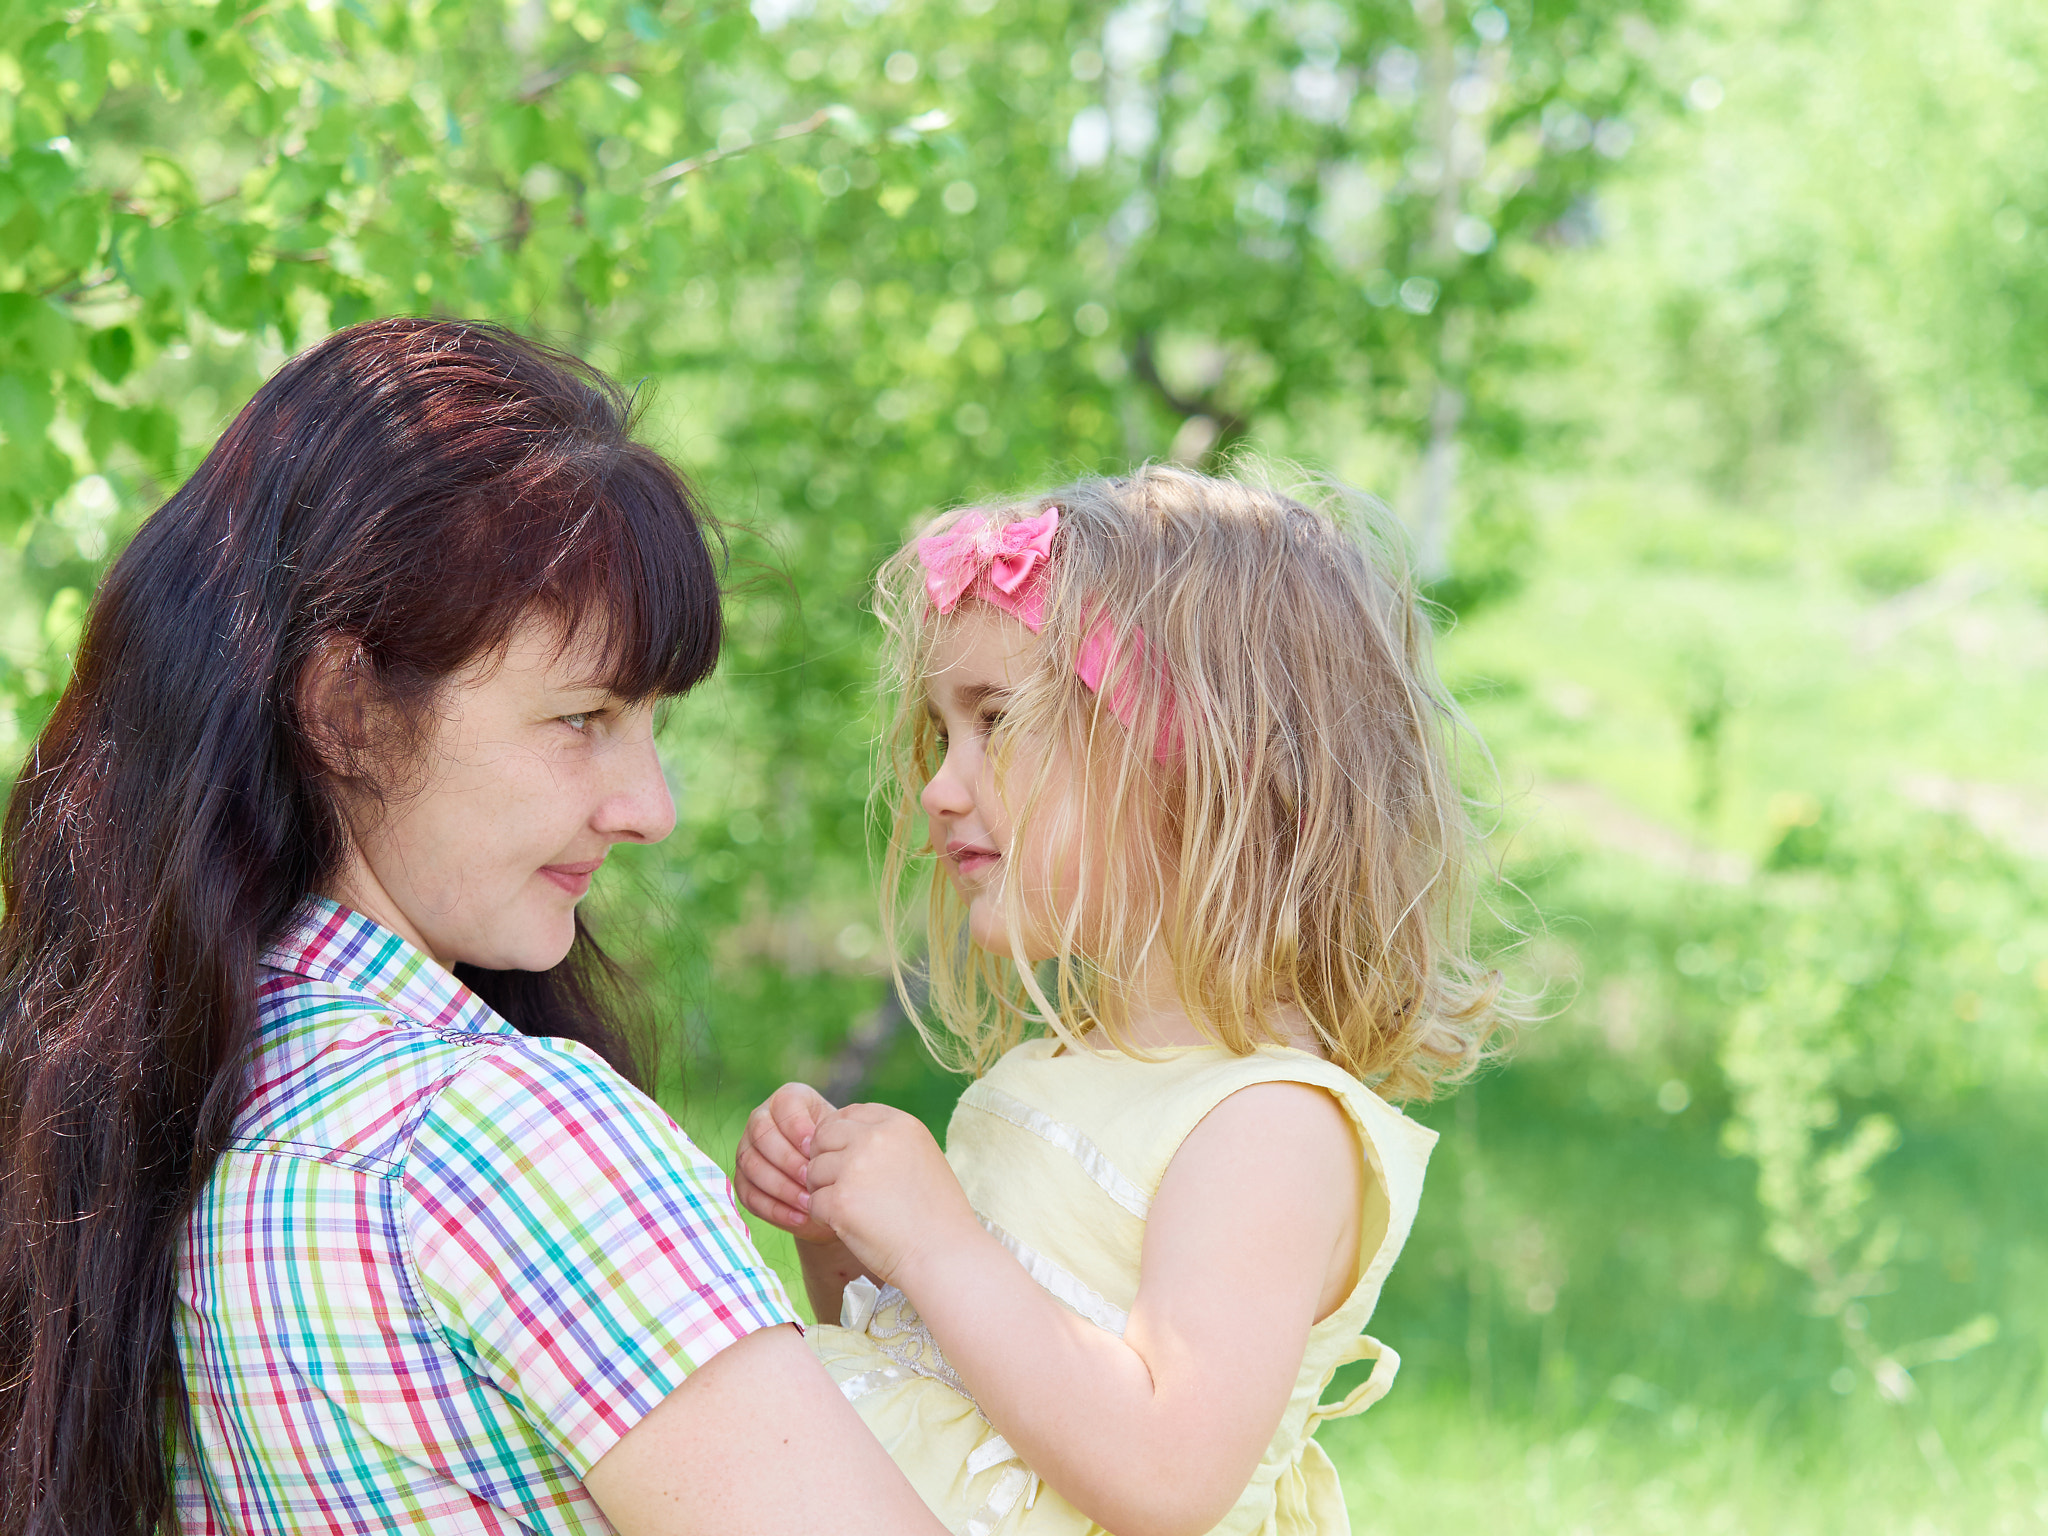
[948,846,1000,880]
[540,858,604,897]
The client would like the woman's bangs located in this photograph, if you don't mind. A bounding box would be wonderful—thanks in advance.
[529,450,724,702]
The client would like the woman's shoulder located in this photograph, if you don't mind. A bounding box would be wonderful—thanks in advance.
[409,1029,708,1194]
[245,899,679,1177]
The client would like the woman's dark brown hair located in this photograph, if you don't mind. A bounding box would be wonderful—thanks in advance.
[0,319,722,1534]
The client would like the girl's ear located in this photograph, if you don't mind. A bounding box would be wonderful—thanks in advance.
[295,634,375,780]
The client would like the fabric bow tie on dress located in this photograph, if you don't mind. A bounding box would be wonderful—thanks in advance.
[917,505,1179,759]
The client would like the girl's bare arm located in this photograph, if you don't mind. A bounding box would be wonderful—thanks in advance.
[805,1082,1364,1536]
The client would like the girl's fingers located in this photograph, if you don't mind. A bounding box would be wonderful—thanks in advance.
[750,1124,810,1186]
[736,1142,810,1214]
[733,1169,808,1233]
[804,1187,837,1234]
[746,1103,813,1184]
[804,1147,841,1192]
[770,1083,833,1153]
[738,1187,806,1232]
[808,1103,899,1159]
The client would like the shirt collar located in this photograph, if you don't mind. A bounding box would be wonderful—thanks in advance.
[260,897,507,1038]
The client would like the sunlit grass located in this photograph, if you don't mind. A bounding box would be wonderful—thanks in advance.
[1327,1392,2048,1536]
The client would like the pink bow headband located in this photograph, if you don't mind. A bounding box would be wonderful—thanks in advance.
[916,506,1176,758]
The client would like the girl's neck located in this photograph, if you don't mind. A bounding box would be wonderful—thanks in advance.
[1097,954,1329,1057]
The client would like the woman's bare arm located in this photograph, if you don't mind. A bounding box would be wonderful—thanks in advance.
[583,1322,949,1536]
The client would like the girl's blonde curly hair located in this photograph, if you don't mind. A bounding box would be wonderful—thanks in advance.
[874,463,1509,1101]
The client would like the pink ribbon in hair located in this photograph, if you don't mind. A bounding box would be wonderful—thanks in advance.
[917,505,1061,629]
[1077,618,1181,760]
[918,505,1178,759]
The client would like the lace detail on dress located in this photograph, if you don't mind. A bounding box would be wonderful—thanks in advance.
[840,1276,973,1399]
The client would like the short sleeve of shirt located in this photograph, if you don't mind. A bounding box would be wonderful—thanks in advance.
[402,1038,797,1477]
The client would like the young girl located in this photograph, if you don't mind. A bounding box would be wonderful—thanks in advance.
[736,466,1505,1536]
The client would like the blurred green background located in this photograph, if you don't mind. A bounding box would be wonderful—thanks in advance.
[3,0,2045,1528]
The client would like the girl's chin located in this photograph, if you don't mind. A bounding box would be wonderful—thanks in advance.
[966,914,1057,964]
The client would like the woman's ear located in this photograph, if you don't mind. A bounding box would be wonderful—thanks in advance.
[296,635,373,780]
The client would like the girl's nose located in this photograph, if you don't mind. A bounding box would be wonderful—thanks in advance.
[920,745,974,822]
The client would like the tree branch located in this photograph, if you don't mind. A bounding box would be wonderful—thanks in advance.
[515,59,639,104]
[1128,332,1250,466]
[822,971,923,1106]
[644,108,833,189]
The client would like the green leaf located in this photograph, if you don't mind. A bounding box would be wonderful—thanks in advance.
[115,218,208,301]
[86,323,134,384]
[121,402,180,476]
[41,586,84,651]
[138,153,201,213]
[584,190,646,247]
[327,282,373,329]
[0,372,56,444]
[0,290,78,370]
[43,196,105,272]
[573,239,614,301]
[11,147,75,215]
[304,111,359,162]
[83,393,126,461]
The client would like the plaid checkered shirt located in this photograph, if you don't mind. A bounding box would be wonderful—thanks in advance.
[173,899,796,1532]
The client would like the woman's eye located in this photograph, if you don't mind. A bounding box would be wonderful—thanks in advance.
[559,712,594,732]
[978,709,1004,735]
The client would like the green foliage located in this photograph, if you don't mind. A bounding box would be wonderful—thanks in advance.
[1413,484,2048,1523]
[6,0,2048,1525]
[1562,0,2048,488]
[0,0,1689,1124]
[1424,479,1536,616]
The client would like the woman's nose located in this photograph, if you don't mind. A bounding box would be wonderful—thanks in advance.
[596,719,678,845]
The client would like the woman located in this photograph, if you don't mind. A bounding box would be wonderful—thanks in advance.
[0,320,946,1535]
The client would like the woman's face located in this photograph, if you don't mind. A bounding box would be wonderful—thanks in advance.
[328,615,677,971]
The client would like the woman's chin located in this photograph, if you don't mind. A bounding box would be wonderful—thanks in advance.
[458,910,578,973]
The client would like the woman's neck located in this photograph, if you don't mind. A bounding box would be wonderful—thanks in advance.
[322,853,449,969]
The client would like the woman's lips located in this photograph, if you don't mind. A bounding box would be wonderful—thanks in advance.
[540,858,604,897]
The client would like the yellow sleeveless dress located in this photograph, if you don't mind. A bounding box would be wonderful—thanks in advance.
[809,1040,1438,1535]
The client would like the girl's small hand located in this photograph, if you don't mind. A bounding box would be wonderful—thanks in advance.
[805,1103,979,1288]
[735,1082,841,1245]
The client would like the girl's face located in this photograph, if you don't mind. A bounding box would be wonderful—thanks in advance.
[919,607,1080,961]
[326,615,677,972]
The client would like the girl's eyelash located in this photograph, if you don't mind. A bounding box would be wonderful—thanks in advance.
[559,712,595,731]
